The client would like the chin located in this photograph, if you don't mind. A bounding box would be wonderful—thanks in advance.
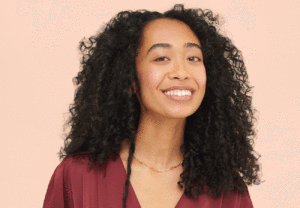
[164,109,197,119]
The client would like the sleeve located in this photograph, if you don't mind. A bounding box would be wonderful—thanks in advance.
[43,159,72,208]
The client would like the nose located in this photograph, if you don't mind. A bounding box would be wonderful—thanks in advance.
[168,60,191,80]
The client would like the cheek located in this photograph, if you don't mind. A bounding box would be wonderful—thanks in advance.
[139,68,162,91]
[195,68,207,86]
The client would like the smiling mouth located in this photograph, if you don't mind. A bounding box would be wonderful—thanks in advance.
[162,91,193,102]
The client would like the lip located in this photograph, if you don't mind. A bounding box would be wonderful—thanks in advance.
[162,85,195,94]
[163,92,193,103]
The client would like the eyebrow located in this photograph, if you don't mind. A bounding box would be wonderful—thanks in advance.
[147,42,202,54]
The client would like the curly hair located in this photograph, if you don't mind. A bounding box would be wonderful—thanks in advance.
[58,4,262,208]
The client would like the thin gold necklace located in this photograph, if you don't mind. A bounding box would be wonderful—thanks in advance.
[133,153,184,173]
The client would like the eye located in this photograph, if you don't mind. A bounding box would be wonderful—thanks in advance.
[188,57,201,62]
[155,57,169,62]
[154,56,202,62]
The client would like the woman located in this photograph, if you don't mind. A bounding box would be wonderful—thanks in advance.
[43,4,262,208]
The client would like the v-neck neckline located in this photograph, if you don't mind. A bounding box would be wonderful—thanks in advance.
[117,152,185,208]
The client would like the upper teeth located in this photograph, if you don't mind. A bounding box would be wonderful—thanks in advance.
[164,90,192,96]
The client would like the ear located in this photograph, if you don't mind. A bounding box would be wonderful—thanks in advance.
[130,80,141,104]
[132,80,137,93]
[128,80,137,93]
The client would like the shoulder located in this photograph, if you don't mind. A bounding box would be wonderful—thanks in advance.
[57,153,124,180]
[47,154,89,188]
[57,153,107,179]
[43,153,119,207]
[222,184,253,208]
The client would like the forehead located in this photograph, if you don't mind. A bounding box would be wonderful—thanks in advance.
[141,18,200,47]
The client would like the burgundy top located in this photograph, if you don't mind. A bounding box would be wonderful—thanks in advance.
[43,153,253,208]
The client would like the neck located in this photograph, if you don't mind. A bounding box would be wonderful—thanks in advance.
[122,113,186,170]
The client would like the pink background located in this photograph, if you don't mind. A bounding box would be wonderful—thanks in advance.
[1,0,299,207]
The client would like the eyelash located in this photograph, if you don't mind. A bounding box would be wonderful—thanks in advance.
[155,57,201,62]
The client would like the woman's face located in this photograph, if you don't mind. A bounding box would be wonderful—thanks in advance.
[134,18,206,119]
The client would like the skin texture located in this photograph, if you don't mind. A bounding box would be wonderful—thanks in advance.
[121,18,207,171]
